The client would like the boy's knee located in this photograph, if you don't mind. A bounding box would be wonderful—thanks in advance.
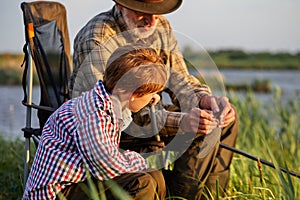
[138,171,166,199]
[139,172,157,189]
[133,173,156,199]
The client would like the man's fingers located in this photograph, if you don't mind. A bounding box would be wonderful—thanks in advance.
[210,97,220,114]
[181,108,217,134]
[219,107,235,127]
[190,108,214,120]
[188,117,218,135]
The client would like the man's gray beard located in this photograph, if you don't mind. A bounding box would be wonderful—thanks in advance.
[123,12,156,39]
[128,26,156,39]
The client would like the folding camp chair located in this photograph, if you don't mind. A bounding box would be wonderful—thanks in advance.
[20,1,72,185]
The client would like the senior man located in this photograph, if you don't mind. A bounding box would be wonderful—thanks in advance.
[69,0,239,199]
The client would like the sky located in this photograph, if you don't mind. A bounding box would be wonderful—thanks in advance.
[1,0,300,54]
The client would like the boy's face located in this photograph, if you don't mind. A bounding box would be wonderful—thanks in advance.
[129,93,160,113]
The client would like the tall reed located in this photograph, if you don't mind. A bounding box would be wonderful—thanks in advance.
[0,88,299,199]
[227,88,300,199]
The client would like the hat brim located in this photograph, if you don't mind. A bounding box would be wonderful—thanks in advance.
[114,0,182,15]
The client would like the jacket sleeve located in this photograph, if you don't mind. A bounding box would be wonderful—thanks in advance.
[70,39,115,98]
[163,25,212,111]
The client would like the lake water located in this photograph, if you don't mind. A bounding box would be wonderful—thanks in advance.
[0,85,40,140]
[221,69,300,96]
[1,70,300,140]
[220,69,300,103]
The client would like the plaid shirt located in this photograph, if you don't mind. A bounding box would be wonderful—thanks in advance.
[70,5,211,135]
[23,81,147,200]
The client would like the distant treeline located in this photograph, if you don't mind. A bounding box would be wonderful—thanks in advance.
[183,46,300,70]
[0,53,26,85]
[1,48,300,85]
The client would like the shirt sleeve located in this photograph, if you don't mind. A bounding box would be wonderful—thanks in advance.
[154,17,211,112]
[165,29,211,110]
[125,107,185,138]
[152,109,186,137]
[75,108,147,181]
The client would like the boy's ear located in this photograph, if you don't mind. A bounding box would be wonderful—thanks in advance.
[149,94,161,106]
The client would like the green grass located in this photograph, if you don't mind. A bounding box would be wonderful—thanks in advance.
[0,89,299,199]
[225,89,300,199]
[0,137,27,200]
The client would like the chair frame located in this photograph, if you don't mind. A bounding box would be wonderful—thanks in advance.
[20,1,71,185]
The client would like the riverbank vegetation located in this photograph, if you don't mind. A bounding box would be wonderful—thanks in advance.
[0,53,25,85]
[183,46,300,70]
[1,89,299,199]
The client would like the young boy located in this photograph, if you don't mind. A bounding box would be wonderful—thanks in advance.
[23,45,168,200]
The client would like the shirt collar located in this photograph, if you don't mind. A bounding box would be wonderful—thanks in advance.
[110,94,133,132]
[94,80,111,102]
[94,80,132,131]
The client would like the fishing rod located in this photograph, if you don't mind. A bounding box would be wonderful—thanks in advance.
[150,101,299,178]
[210,98,300,179]
[220,143,300,179]
[150,105,170,169]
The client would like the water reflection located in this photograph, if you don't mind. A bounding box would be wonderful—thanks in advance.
[1,70,300,140]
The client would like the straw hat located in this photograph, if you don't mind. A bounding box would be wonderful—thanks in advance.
[113,0,183,14]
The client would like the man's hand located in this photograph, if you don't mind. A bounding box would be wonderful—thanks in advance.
[180,108,219,135]
[200,95,236,128]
